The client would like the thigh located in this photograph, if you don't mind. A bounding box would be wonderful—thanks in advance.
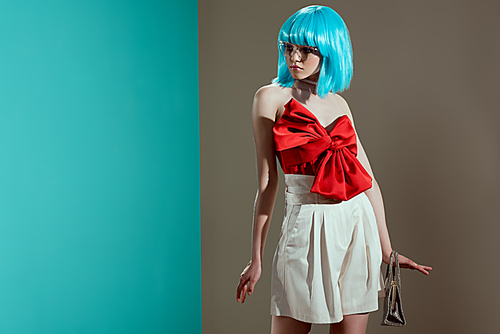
[271,315,312,334]
[329,313,370,334]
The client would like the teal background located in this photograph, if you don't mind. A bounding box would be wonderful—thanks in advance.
[0,1,201,333]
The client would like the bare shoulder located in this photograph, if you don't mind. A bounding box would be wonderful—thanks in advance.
[253,84,291,122]
[332,93,353,118]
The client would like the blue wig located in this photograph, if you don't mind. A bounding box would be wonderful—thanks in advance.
[272,5,354,98]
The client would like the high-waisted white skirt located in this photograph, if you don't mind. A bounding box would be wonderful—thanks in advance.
[270,174,385,324]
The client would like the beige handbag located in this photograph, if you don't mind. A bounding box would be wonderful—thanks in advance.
[380,250,406,326]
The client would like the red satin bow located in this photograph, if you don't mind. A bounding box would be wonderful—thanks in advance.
[273,98,372,201]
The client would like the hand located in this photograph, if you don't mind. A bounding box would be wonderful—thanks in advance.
[236,260,262,303]
[396,253,432,275]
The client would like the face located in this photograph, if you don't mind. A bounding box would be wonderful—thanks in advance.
[280,42,322,81]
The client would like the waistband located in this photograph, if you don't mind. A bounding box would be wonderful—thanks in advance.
[284,174,343,205]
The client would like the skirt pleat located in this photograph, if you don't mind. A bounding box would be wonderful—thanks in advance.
[270,174,385,324]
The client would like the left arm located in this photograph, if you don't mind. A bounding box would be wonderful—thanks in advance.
[337,95,432,275]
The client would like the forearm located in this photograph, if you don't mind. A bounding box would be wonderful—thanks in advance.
[250,181,279,266]
[364,179,393,263]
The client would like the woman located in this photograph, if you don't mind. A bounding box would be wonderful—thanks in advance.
[235,5,432,334]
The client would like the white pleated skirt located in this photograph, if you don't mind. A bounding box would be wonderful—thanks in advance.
[270,174,385,324]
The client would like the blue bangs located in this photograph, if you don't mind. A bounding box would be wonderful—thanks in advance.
[272,5,353,98]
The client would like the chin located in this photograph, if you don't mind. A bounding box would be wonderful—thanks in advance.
[290,73,308,80]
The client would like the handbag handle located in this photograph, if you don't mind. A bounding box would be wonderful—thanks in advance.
[386,250,403,291]
[387,251,400,281]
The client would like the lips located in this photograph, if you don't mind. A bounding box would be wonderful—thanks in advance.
[290,65,303,70]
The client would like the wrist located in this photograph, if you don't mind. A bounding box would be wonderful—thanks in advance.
[250,258,262,267]
[382,249,393,264]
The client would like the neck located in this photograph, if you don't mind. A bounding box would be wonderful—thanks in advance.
[293,78,318,94]
[300,78,318,86]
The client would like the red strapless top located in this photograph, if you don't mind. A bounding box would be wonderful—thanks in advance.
[273,98,372,201]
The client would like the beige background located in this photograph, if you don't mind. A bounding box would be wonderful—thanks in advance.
[199,1,500,333]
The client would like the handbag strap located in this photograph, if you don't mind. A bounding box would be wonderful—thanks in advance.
[385,250,394,290]
[395,250,402,289]
[391,250,402,288]
[388,251,398,278]
[385,250,403,288]
[388,250,395,278]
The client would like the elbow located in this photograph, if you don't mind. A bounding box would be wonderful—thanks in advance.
[258,172,279,194]
[260,178,279,193]
[366,177,380,194]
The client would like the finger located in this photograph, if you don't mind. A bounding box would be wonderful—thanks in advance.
[398,255,433,274]
[236,283,242,302]
[241,284,248,303]
[236,276,249,302]
[248,279,256,295]
[420,264,433,273]
[411,262,432,273]
[417,265,430,275]
[402,256,432,270]
[409,263,429,275]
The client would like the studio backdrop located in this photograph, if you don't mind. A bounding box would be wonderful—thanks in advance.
[199,1,500,334]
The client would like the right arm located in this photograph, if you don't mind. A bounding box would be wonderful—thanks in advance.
[236,86,281,303]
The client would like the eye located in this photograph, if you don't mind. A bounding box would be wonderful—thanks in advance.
[302,47,314,54]
[284,43,294,51]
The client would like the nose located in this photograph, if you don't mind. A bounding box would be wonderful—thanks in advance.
[290,49,302,62]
